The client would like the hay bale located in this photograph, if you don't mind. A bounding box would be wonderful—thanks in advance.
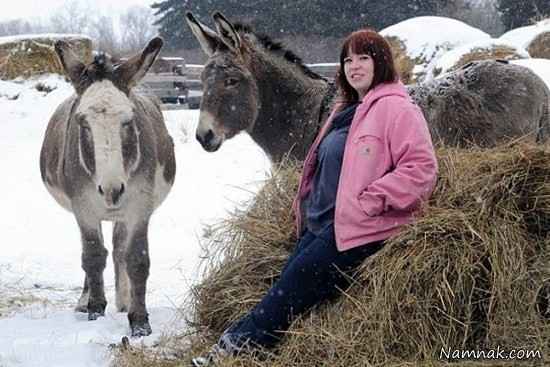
[380,16,490,84]
[190,161,301,334]
[500,18,550,59]
[384,36,416,85]
[426,39,529,80]
[0,34,92,80]
[189,143,550,366]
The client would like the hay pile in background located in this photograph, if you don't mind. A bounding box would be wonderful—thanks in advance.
[0,36,92,80]
[384,36,417,84]
[177,143,550,366]
[0,41,63,80]
[528,31,550,59]
[428,42,528,80]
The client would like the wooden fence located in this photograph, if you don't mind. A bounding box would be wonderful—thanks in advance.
[137,63,338,110]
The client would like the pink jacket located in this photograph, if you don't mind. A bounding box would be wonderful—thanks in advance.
[294,81,438,251]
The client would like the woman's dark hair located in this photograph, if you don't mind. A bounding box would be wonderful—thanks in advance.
[336,28,398,104]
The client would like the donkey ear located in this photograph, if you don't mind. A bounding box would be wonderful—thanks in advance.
[115,37,163,90]
[54,40,85,90]
[212,12,241,51]
[185,12,221,56]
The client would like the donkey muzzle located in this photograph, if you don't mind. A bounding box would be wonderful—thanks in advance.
[98,182,126,208]
[195,129,222,152]
[196,111,224,152]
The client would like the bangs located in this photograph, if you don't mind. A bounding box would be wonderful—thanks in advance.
[342,32,375,58]
[337,28,398,104]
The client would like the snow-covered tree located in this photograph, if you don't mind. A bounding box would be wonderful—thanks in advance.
[49,0,93,34]
[120,6,158,54]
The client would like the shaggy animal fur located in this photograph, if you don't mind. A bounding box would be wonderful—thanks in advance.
[189,13,550,159]
[186,11,335,162]
[39,38,176,337]
[408,60,550,147]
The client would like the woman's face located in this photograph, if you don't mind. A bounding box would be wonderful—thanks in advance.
[344,50,375,99]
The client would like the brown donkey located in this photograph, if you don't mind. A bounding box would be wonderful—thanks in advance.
[40,37,176,336]
[186,11,335,162]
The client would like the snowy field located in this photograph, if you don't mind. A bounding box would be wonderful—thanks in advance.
[1,20,550,365]
[0,75,271,367]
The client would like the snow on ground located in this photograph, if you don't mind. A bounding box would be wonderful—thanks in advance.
[380,16,491,82]
[500,18,550,49]
[0,75,271,367]
[380,16,490,61]
[1,27,548,367]
[511,58,550,89]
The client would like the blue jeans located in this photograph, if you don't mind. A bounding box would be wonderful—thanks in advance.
[221,225,384,349]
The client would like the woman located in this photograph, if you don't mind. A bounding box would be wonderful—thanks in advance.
[192,28,438,366]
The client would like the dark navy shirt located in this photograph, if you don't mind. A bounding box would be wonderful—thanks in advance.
[305,103,359,234]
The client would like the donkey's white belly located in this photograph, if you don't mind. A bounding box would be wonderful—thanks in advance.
[45,180,73,213]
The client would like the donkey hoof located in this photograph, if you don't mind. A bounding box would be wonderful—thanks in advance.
[74,304,88,313]
[130,322,152,337]
[88,311,105,321]
[128,312,152,337]
[87,300,107,320]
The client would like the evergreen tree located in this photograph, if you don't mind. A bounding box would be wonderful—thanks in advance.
[152,0,210,50]
[152,0,453,50]
[497,0,550,31]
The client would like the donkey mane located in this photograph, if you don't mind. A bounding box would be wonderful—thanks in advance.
[189,12,334,161]
[84,53,115,82]
[232,23,325,81]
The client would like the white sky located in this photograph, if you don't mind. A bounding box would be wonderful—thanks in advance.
[0,0,157,22]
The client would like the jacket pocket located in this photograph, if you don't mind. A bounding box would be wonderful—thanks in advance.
[352,134,386,179]
[354,132,382,153]
[357,190,384,217]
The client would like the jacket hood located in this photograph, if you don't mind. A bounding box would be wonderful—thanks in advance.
[361,81,409,110]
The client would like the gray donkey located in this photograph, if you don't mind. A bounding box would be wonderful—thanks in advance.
[186,12,335,162]
[40,37,176,337]
[408,60,550,147]
[186,12,550,160]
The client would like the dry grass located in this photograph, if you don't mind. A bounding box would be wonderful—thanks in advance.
[431,45,526,78]
[385,36,416,84]
[114,143,550,366]
[190,160,301,336]
[0,37,92,80]
[0,41,63,80]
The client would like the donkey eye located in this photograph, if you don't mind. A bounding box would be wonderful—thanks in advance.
[224,78,239,87]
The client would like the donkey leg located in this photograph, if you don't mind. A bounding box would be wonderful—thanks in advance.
[78,221,108,321]
[113,221,130,312]
[126,220,152,337]
[75,275,89,313]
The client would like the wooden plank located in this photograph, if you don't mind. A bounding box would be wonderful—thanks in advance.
[142,75,187,83]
